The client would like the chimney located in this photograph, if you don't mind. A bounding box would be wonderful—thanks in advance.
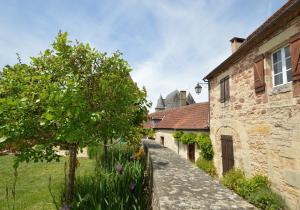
[179,90,186,107]
[230,37,245,53]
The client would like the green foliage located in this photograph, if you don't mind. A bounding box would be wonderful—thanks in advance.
[173,130,184,141]
[0,156,95,210]
[0,31,149,162]
[221,169,286,210]
[247,188,286,210]
[147,128,155,139]
[87,143,102,160]
[221,169,246,192]
[71,144,147,210]
[196,134,213,160]
[196,157,217,177]
[141,128,155,139]
[0,31,150,205]
[179,132,197,145]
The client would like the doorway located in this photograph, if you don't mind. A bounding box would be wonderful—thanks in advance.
[221,135,234,174]
[187,143,195,163]
[160,136,164,146]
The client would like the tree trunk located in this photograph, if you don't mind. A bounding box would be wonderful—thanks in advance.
[66,144,77,204]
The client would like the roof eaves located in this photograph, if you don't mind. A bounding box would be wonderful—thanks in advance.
[203,0,300,80]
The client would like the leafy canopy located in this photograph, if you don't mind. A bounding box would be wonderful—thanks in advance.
[0,32,149,163]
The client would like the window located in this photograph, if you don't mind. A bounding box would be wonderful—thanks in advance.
[220,76,230,103]
[272,46,292,86]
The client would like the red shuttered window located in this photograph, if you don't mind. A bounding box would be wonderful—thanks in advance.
[254,54,265,93]
[290,32,300,81]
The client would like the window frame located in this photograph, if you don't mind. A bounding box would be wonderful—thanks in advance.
[271,45,292,87]
[220,76,230,103]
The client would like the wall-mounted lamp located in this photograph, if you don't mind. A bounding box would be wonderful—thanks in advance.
[195,82,208,95]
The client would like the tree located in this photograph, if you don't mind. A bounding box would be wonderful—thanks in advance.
[0,32,149,205]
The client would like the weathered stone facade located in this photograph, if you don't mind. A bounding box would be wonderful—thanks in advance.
[209,16,300,209]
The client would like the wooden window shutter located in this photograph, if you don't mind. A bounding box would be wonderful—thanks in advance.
[220,79,225,102]
[225,77,230,100]
[253,54,265,93]
[290,32,300,81]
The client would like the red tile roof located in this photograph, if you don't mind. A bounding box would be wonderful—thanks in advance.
[144,102,209,130]
[204,0,300,80]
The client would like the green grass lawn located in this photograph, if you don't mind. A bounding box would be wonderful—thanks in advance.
[0,155,95,210]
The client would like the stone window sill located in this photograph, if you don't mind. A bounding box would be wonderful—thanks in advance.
[220,101,230,108]
[269,83,292,96]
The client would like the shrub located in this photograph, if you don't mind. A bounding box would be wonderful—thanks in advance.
[148,128,155,139]
[221,169,247,193]
[180,133,197,144]
[142,128,155,139]
[196,134,213,160]
[196,157,217,177]
[87,143,102,159]
[221,169,286,210]
[173,130,184,141]
[248,188,286,210]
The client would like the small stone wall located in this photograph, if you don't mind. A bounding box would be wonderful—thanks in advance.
[143,139,255,210]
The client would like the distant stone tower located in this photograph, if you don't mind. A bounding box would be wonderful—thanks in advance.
[155,90,195,111]
[155,95,165,112]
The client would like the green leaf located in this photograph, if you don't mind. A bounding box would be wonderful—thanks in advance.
[0,136,8,143]
[45,112,54,121]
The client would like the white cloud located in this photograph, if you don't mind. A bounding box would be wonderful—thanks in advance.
[130,0,238,111]
[0,0,286,112]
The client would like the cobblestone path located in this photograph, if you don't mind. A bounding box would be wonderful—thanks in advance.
[144,140,256,210]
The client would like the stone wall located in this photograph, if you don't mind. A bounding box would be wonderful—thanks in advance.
[153,129,208,162]
[209,17,300,209]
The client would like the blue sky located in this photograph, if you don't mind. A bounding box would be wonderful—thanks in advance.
[0,0,286,110]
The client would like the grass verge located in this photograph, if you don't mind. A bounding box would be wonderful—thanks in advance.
[0,155,95,210]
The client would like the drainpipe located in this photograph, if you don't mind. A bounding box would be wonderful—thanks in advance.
[203,78,210,129]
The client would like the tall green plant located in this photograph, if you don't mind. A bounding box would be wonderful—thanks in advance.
[196,134,213,160]
[72,144,147,210]
[0,32,149,205]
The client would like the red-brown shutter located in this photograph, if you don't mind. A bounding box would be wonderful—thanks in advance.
[253,54,265,93]
[290,32,300,81]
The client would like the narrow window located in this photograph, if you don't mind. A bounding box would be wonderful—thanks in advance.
[272,46,292,86]
[220,76,230,103]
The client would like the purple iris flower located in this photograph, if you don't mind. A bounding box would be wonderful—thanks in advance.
[62,204,70,210]
[129,181,136,192]
[116,163,123,174]
[129,155,135,161]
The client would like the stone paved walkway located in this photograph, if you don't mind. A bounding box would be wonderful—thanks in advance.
[144,140,256,210]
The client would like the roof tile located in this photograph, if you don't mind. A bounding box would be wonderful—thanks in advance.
[145,103,209,130]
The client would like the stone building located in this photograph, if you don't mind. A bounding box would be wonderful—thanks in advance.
[145,103,209,162]
[155,90,195,112]
[203,1,300,209]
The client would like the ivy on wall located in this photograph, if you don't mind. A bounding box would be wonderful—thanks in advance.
[173,131,213,160]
